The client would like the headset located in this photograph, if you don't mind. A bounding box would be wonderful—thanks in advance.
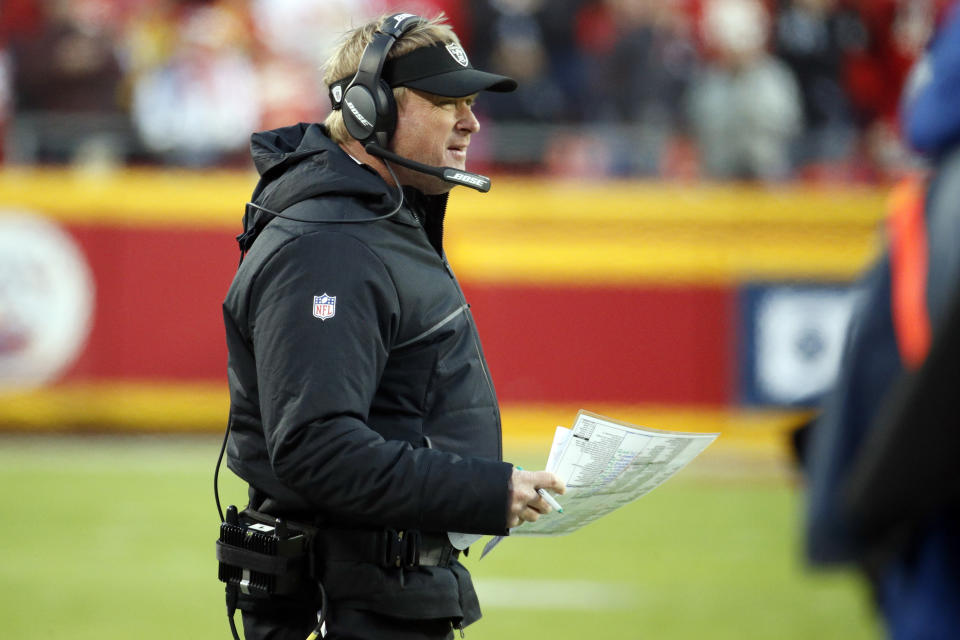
[340,13,421,148]
[339,13,492,193]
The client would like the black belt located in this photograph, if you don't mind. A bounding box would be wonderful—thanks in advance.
[317,528,459,569]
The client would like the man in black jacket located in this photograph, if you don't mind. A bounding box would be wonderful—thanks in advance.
[222,13,564,640]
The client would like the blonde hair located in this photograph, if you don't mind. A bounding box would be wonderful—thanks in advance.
[322,14,461,144]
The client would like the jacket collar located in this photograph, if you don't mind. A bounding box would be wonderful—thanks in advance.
[240,124,450,252]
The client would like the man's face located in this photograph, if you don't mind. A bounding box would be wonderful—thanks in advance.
[390,89,480,194]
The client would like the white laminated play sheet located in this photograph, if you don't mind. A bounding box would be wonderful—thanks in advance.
[448,410,718,556]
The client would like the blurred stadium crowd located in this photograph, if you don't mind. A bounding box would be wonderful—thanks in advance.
[0,0,952,181]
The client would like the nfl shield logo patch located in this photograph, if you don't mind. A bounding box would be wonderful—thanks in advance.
[313,294,336,321]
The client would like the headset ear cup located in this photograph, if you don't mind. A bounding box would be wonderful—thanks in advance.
[342,84,379,144]
[374,80,397,148]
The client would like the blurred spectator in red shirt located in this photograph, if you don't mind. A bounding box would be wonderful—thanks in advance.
[845,0,932,128]
[843,0,938,179]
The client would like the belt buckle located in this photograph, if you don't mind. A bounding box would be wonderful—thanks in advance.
[402,530,421,568]
[381,529,422,569]
[382,528,402,568]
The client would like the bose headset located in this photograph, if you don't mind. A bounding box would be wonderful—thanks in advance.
[341,13,418,148]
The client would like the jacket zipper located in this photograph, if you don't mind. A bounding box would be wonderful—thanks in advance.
[441,254,503,460]
[421,195,504,460]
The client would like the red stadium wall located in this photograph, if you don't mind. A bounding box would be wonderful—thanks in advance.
[61,227,736,405]
[466,283,734,405]
[64,225,237,382]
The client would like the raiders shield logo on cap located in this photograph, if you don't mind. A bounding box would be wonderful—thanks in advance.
[445,42,469,67]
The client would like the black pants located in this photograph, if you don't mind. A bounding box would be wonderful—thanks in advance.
[241,606,456,640]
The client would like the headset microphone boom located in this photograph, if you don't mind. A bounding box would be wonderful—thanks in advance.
[363,142,491,192]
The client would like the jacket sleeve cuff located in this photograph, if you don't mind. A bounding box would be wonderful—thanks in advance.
[428,458,514,536]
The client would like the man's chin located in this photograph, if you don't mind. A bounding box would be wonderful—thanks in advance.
[422,176,455,195]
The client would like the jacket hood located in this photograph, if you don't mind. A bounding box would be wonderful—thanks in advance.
[250,122,397,211]
[238,123,397,252]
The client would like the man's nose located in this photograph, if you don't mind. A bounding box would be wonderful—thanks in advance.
[458,106,480,134]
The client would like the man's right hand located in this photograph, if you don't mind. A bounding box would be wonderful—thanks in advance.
[507,467,566,529]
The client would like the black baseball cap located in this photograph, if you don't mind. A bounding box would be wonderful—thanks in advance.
[329,41,516,109]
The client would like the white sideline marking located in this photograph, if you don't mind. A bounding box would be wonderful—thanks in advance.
[473,578,636,610]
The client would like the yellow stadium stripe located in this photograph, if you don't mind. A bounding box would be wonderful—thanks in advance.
[0,168,252,226]
[0,383,807,460]
[0,382,229,431]
[452,178,889,225]
[0,169,889,282]
[1,168,887,225]
[446,229,881,284]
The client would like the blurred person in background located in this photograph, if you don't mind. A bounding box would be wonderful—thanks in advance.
[248,0,365,130]
[585,0,698,175]
[130,2,259,166]
[773,0,863,178]
[470,0,585,121]
[0,0,45,162]
[0,48,10,163]
[222,13,564,640]
[6,0,130,166]
[466,0,581,173]
[476,3,567,123]
[385,0,473,47]
[804,2,960,636]
[842,0,938,180]
[687,0,803,181]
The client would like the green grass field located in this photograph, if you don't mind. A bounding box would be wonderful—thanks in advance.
[0,435,880,639]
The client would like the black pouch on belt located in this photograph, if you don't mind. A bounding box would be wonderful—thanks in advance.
[216,505,322,612]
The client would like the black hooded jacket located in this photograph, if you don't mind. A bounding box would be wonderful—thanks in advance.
[222,123,513,621]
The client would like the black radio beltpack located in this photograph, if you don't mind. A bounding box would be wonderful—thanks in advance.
[216,505,314,598]
[216,505,327,639]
